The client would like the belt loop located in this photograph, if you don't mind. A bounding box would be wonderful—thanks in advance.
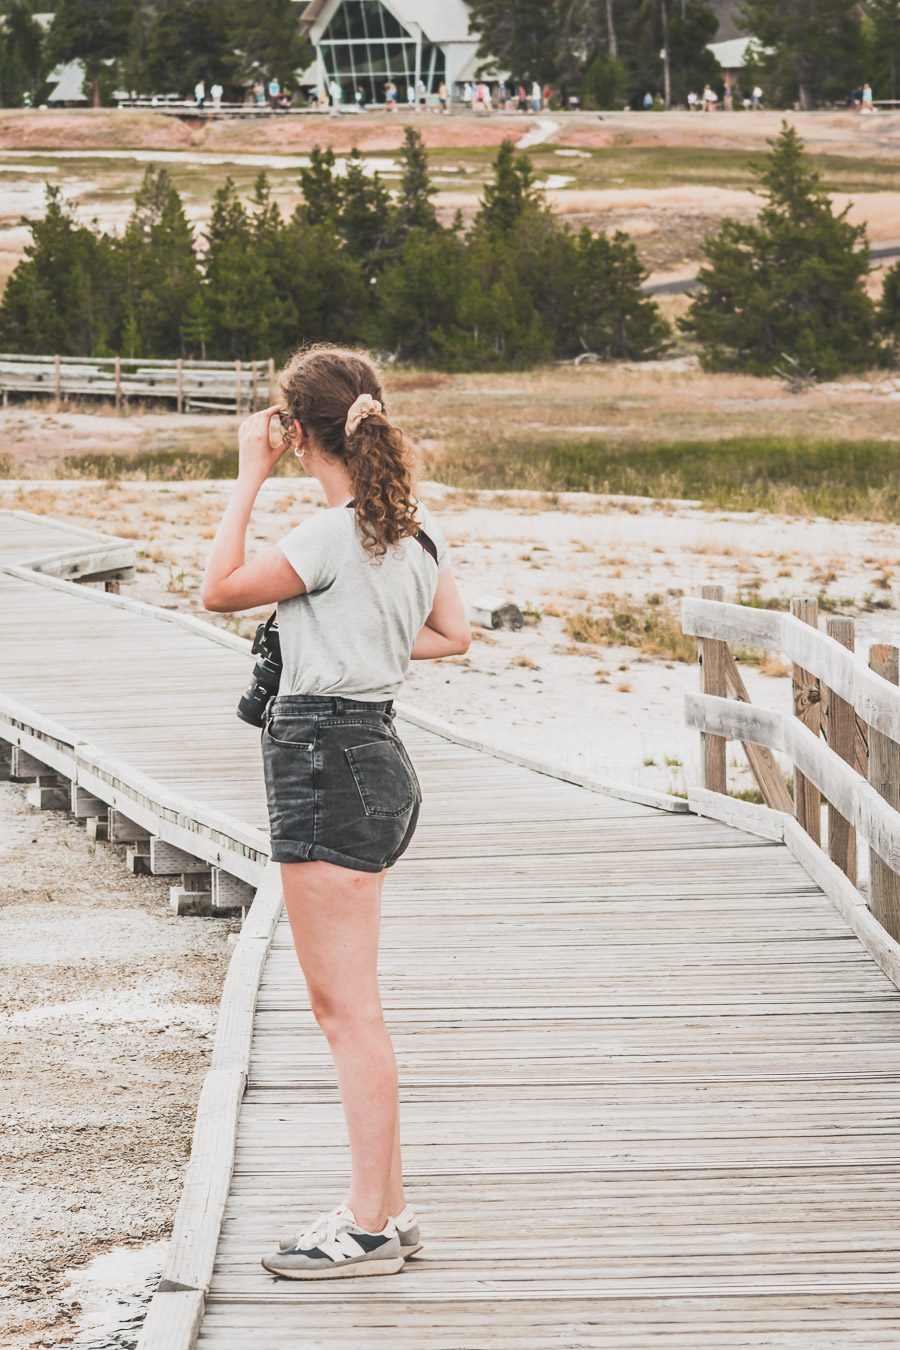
[333,696,344,714]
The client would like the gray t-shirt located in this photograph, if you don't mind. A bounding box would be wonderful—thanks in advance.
[275,498,450,701]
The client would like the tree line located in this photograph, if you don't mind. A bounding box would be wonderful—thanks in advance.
[0,0,309,108]
[468,0,900,110]
[1,124,897,376]
[0,129,669,369]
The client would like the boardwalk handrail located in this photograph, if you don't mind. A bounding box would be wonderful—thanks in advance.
[0,352,274,415]
[682,586,900,974]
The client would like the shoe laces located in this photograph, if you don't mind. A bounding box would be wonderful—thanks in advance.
[295,1206,352,1250]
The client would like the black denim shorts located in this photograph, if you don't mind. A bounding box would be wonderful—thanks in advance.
[261,693,422,872]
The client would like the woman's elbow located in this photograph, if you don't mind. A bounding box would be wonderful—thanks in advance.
[201,583,228,613]
[454,625,472,655]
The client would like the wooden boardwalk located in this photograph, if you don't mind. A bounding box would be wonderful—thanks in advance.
[3,511,900,1348]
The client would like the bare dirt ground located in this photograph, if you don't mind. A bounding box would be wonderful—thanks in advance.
[0,778,238,1349]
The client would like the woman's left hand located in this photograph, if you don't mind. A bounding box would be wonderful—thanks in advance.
[237,406,291,483]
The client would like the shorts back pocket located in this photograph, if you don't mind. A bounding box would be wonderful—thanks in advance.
[345,739,416,818]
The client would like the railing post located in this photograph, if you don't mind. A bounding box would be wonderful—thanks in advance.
[235,359,242,416]
[868,644,900,939]
[790,597,821,842]
[823,616,857,883]
[114,355,122,413]
[699,584,727,794]
[176,357,184,414]
[251,360,258,412]
[267,356,276,403]
[54,353,61,407]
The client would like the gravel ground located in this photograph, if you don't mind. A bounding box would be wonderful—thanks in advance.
[0,777,239,1348]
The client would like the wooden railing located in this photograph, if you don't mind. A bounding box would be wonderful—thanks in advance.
[0,354,275,414]
[682,586,900,971]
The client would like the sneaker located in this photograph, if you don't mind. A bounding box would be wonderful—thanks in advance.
[278,1202,423,1258]
[262,1206,404,1280]
[392,1202,423,1257]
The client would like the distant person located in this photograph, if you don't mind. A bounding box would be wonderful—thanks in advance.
[211,82,223,111]
[861,81,874,113]
[253,81,266,107]
[384,79,397,110]
[462,81,473,109]
[851,84,863,109]
[416,77,427,110]
[194,78,206,110]
[751,84,763,109]
[702,84,717,111]
[531,80,542,112]
[268,76,281,104]
[328,78,342,111]
[497,79,508,109]
[687,89,698,111]
[437,80,448,113]
[543,84,552,108]
[516,84,527,112]
[642,90,653,110]
[355,85,366,111]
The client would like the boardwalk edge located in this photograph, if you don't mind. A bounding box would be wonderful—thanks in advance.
[138,862,283,1349]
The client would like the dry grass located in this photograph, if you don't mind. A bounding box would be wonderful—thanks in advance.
[563,594,697,662]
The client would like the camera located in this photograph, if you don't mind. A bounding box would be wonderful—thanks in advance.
[237,613,282,726]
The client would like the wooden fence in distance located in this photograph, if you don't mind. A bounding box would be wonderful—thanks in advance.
[0,354,275,415]
[682,585,900,964]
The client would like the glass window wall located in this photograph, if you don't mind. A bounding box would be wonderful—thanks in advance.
[319,1,445,105]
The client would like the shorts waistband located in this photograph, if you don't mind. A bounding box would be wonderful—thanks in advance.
[269,693,394,717]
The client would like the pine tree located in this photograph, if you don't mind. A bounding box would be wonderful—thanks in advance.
[47,0,137,107]
[229,0,311,89]
[337,150,392,273]
[297,146,342,227]
[0,0,45,106]
[142,0,236,96]
[475,140,542,237]
[393,128,438,238]
[467,0,561,84]
[570,229,669,358]
[0,186,117,353]
[878,259,900,360]
[741,0,864,108]
[116,166,202,356]
[203,179,267,357]
[378,228,471,365]
[869,0,900,101]
[680,124,878,377]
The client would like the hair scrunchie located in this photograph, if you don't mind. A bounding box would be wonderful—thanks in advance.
[345,393,383,437]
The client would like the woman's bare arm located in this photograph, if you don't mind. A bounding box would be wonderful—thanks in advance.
[411,569,471,659]
[201,407,308,613]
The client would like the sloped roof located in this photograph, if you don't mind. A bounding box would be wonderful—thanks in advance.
[707,36,766,70]
[303,0,472,44]
[47,59,88,103]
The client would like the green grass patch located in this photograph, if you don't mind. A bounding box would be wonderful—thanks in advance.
[425,437,900,520]
[564,595,697,662]
[62,446,301,480]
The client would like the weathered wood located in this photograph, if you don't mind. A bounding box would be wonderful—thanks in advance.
[135,1289,204,1350]
[682,597,900,742]
[791,597,821,843]
[685,694,900,877]
[158,1067,246,1294]
[85,814,109,841]
[150,837,209,875]
[823,617,858,883]
[126,843,152,874]
[71,782,105,818]
[688,786,786,841]
[868,645,900,942]
[211,868,256,911]
[108,808,151,843]
[721,647,793,813]
[114,354,122,412]
[235,359,242,416]
[176,357,184,415]
[10,745,47,778]
[699,585,727,794]
[26,774,69,809]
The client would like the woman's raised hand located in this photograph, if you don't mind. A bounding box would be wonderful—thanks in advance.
[237,405,293,483]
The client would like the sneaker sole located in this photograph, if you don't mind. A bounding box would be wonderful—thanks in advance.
[261,1255,405,1280]
[401,1242,423,1257]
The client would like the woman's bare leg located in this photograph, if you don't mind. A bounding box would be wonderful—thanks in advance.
[280,859,406,1231]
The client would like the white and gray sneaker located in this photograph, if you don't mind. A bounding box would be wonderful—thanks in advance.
[262,1206,403,1280]
[278,1202,424,1259]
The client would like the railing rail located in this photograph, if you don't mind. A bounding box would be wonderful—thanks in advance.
[682,586,900,949]
[0,352,275,415]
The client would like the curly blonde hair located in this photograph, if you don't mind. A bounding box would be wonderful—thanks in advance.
[280,345,418,559]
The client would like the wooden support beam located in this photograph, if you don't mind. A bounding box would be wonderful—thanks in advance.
[126,842,152,874]
[170,871,213,915]
[790,597,821,843]
[26,774,70,810]
[71,783,106,819]
[235,358,242,416]
[823,616,858,884]
[86,815,109,842]
[869,644,900,940]
[10,746,48,779]
[211,868,255,911]
[0,741,12,781]
[114,354,122,413]
[150,838,209,875]
[108,808,151,844]
[698,584,727,794]
[720,647,793,813]
[176,357,184,415]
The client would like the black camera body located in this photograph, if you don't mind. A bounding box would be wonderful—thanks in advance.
[237,613,282,726]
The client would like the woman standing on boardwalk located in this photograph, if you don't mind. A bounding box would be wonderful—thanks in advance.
[201,345,471,1279]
